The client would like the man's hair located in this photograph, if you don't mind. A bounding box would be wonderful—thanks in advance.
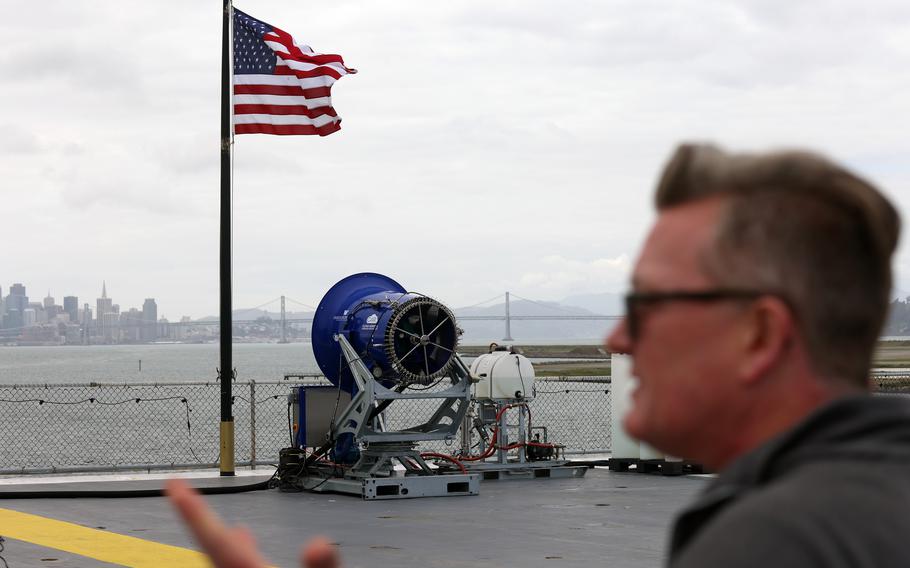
[655,143,900,386]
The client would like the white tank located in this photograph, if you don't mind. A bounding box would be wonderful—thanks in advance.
[470,351,535,400]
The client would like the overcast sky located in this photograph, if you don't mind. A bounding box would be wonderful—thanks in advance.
[3,0,909,319]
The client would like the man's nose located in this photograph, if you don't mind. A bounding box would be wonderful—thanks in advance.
[605,318,632,355]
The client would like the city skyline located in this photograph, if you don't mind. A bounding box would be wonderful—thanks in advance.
[1,280,163,345]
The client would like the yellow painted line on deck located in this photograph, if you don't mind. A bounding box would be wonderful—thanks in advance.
[0,507,212,567]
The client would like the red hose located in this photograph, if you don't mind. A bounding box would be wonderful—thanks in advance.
[420,452,467,474]
[458,402,536,461]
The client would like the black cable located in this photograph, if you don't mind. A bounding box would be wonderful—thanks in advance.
[403,372,448,391]
[287,399,295,446]
[300,464,336,492]
[515,355,528,398]
[177,398,212,465]
[0,535,8,568]
[0,396,192,406]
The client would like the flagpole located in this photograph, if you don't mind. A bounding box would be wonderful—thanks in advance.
[219,0,235,476]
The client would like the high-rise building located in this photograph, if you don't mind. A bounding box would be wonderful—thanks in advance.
[102,312,119,343]
[6,283,28,310]
[3,284,28,330]
[121,308,143,343]
[29,302,47,324]
[96,281,113,338]
[44,291,54,309]
[82,303,93,344]
[141,298,158,342]
[9,283,25,297]
[2,309,20,330]
[64,296,78,323]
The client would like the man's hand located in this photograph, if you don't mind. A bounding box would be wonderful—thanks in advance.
[165,478,341,568]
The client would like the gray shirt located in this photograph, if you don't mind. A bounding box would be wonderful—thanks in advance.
[669,394,910,567]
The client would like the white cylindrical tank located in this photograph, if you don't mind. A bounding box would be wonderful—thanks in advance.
[470,351,535,400]
[610,353,640,459]
[611,353,674,461]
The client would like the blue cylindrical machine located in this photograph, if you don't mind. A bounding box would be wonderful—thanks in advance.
[312,273,460,394]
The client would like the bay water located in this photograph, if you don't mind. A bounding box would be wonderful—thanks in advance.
[0,343,320,384]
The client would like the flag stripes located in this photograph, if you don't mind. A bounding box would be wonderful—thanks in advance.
[232,8,354,137]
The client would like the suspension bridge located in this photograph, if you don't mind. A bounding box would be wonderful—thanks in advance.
[165,292,621,342]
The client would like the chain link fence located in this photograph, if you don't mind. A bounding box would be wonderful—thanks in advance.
[872,371,910,393]
[0,377,610,475]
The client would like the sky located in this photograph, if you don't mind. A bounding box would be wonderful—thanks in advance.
[3,0,910,320]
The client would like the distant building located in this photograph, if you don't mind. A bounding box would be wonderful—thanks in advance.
[64,296,78,323]
[102,312,119,343]
[19,323,63,345]
[63,323,81,345]
[121,308,143,343]
[3,283,28,330]
[28,302,46,324]
[82,303,93,344]
[96,281,113,339]
[23,308,36,327]
[2,309,20,331]
[44,291,54,309]
[9,283,26,301]
[141,298,158,342]
[176,316,192,341]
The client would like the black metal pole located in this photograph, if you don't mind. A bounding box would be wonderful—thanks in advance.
[219,0,235,476]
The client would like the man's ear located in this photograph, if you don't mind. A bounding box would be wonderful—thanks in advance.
[737,297,795,385]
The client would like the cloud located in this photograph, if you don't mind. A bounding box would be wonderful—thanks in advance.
[0,123,43,154]
[518,255,632,298]
[2,1,909,318]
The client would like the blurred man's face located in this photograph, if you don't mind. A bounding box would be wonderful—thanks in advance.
[606,197,747,458]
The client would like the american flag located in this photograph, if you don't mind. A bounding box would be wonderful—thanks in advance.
[233,8,355,136]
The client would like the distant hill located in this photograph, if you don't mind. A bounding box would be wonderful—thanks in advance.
[558,292,624,316]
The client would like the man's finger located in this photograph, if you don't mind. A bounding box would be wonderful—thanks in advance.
[165,478,229,552]
[301,536,341,568]
[165,478,267,568]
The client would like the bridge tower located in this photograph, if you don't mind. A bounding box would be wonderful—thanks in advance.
[503,291,514,341]
[279,296,288,344]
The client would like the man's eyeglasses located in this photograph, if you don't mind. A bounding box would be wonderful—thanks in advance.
[623,289,769,340]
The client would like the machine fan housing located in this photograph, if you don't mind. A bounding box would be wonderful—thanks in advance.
[312,273,460,394]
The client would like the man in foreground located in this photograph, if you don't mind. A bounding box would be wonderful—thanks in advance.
[169,143,910,567]
[606,144,910,566]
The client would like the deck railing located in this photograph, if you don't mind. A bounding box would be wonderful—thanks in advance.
[0,377,611,475]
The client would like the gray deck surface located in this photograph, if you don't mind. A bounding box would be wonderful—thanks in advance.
[0,468,707,568]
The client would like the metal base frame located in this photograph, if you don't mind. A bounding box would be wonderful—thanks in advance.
[299,472,481,500]
[464,461,588,481]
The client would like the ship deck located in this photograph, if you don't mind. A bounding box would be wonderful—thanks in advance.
[0,465,708,567]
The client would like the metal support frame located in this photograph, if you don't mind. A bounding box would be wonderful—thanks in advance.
[305,472,480,500]
[461,400,588,481]
[332,334,473,446]
[292,334,479,499]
